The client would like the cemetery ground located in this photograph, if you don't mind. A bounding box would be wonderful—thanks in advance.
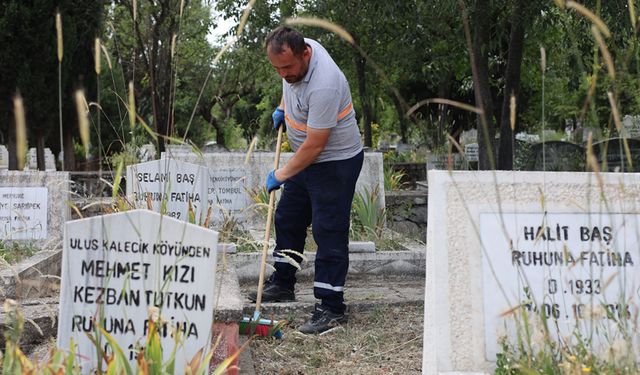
[20,276,425,374]
[247,302,424,374]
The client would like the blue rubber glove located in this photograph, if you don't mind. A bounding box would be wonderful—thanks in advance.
[266,170,283,193]
[272,108,285,131]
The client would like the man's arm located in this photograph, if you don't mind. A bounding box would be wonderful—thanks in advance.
[274,127,330,181]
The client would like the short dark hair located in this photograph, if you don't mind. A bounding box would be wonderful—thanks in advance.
[265,26,306,56]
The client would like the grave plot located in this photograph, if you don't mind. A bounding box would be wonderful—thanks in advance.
[526,141,586,171]
[592,137,640,172]
[164,151,386,229]
[0,171,70,299]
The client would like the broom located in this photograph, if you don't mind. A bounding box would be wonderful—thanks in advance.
[239,125,285,338]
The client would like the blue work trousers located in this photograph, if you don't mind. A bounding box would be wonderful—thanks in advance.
[272,150,364,313]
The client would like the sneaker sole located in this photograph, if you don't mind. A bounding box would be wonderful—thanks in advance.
[298,318,347,334]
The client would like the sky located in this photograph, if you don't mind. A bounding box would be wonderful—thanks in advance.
[207,10,236,46]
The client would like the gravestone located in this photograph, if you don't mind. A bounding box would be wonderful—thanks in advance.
[126,159,209,224]
[165,152,385,228]
[622,115,640,138]
[426,153,464,181]
[138,143,156,163]
[57,210,219,373]
[27,148,56,171]
[464,143,479,162]
[592,137,640,172]
[0,146,8,170]
[0,187,48,239]
[526,141,585,171]
[423,170,640,374]
[207,167,250,227]
[581,127,602,143]
[459,129,478,146]
[515,132,539,143]
[0,171,69,245]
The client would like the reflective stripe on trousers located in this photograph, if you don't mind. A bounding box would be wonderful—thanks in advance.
[272,150,364,313]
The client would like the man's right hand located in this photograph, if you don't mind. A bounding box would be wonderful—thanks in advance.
[272,108,285,130]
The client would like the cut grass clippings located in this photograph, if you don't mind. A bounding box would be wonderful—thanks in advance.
[250,304,423,374]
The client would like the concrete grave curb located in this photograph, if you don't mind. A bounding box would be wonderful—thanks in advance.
[0,249,61,299]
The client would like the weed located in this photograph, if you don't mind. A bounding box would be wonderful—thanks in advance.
[383,164,406,191]
[0,300,246,374]
[351,187,385,240]
[0,241,38,265]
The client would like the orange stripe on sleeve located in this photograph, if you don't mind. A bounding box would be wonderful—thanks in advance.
[337,102,353,120]
[285,114,307,132]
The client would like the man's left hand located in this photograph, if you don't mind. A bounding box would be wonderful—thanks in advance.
[266,169,284,193]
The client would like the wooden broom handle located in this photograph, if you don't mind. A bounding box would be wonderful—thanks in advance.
[255,125,284,311]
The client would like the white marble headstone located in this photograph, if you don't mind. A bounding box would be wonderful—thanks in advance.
[424,170,640,374]
[0,146,8,170]
[165,152,385,229]
[126,159,209,225]
[0,171,69,245]
[57,210,218,373]
[0,187,48,239]
[27,147,56,171]
[207,167,250,227]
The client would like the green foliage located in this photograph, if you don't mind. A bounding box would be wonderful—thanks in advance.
[0,301,240,374]
[107,143,139,169]
[0,241,37,265]
[0,0,101,160]
[351,187,385,239]
[495,306,640,375]
[383,165,406,191]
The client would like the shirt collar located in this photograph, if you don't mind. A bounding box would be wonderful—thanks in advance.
[300,43,317,83]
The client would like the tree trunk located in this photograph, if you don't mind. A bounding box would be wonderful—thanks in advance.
[497,0,527,170]
[64,131,76,171]
[355,54,372,148]
[471,0,495,170]
[200,105,226,148]
[37,136,45,171]
[8,116,16,170]
[437,77,452,144]
[391,93,408,144]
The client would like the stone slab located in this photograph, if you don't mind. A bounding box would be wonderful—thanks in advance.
[240,276,424,317]
[0,297,58,353]
[0,249,61,299]
[233,250,425,283]
[423,170,640,375]
[348,241,375,253]
[0,171,70,247]
[212,265,244,322]
[164,151,385,229]
[0,145,8,170]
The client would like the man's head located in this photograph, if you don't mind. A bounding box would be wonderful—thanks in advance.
[265,26,311,84]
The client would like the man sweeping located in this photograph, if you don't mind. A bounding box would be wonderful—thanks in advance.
[249,26,363,334]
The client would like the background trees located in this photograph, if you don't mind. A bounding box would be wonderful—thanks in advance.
[0,0,638,170]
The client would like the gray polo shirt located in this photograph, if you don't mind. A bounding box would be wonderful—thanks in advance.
[282,38,362,163]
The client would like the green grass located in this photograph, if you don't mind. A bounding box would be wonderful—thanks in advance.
[0,241,38,265]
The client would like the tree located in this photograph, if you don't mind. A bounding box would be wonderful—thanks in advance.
[107,0,216,154]
[0,0,102,171]
[497,0,531,170]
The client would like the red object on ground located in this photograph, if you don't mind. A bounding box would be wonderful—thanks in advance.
[209,322,239,375]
